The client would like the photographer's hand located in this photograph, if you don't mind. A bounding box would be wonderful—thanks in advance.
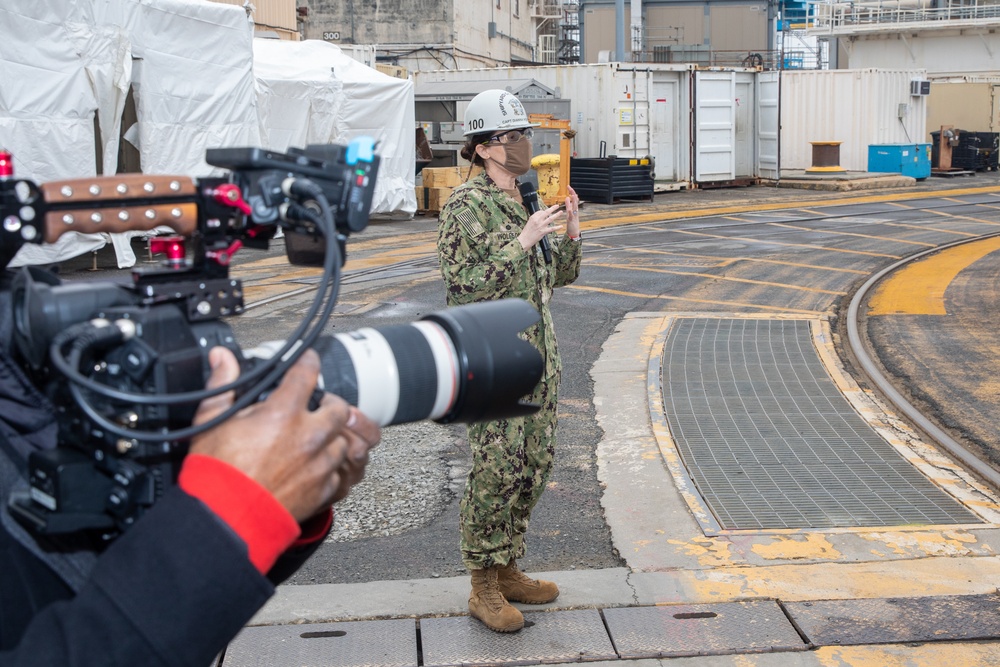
[189,346,380,522]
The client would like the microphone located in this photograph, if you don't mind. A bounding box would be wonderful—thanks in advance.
[518,181,552,264]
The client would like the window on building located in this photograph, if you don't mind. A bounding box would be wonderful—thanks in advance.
[514,0,519,17]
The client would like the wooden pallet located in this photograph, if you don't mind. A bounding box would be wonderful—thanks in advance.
[931,168,976,177]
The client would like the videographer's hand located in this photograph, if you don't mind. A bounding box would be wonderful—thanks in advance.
[190,347,380,522]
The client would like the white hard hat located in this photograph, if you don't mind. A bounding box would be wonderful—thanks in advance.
[462,89,539,137]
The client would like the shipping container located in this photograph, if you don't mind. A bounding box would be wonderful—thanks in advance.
[692,68,771,185]
[415,63,695,191]
[779,69,928,172]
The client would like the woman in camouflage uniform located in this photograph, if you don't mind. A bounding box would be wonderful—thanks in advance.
[436,89,582,633]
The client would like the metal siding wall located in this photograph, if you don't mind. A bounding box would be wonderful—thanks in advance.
[927,83,993,139]
[709,5,767,52]
[212,0,296,31]
[645,5,705,48]
[779,69,928,172]
[582,6,619,63]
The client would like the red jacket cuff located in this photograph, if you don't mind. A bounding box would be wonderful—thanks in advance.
[293,509,334,549]
[178,454,301,574]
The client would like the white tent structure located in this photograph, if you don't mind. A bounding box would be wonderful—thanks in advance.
[0,1,136,266]
[0,0,415,269]
[252,40,417,217]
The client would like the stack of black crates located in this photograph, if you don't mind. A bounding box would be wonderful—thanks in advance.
[930,130,1000,171]
[569,155,655,204]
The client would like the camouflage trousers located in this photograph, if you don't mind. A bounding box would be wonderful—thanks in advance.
[460,372,559,570]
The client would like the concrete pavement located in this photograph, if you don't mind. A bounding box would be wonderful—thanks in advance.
[219,173,1000,667]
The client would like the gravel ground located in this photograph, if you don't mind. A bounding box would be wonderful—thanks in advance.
[325,420,469,544]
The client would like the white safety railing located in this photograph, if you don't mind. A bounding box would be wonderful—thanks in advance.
[811,0,1000,33]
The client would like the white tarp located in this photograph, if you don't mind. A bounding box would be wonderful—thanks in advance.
[1,1,414,269]
[1,0,258,268]
[252,39,416,216]
[0,1,133,266]
[125,0,260,177]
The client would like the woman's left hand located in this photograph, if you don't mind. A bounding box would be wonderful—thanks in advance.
[565,186,581,239]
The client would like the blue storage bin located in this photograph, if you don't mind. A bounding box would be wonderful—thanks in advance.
[867,144,931,179]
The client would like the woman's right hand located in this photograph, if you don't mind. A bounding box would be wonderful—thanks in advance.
[518,204,566,250]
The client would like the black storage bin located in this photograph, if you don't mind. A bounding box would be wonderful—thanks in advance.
[931,130,999,171]
[570,152,654,205]
[972,132,1000,170]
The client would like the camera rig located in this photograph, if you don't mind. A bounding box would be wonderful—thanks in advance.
[0,141,544,539]
[0,139,382,537]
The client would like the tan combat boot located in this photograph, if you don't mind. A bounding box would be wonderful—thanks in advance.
[469,567,524,632]
[497,560,560,604]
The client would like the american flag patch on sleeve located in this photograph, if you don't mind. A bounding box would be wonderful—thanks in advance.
[455,208,486,237]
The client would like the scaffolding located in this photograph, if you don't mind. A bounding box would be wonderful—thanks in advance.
[559,1,580,64]
[532,0,579,64]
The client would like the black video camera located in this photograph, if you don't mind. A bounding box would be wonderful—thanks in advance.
[0,140,543,539]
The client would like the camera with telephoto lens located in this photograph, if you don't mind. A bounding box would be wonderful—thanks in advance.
[0,139,543,539]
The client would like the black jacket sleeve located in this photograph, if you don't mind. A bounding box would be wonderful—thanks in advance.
[0,488,275,667]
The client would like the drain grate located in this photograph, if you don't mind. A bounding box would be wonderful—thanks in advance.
[662,318,981,530]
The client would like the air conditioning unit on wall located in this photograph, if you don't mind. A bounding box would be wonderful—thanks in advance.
[910,80,931,96]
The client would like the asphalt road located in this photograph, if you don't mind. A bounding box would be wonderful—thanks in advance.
[211,184,1000,586]
[46,176,1000,586]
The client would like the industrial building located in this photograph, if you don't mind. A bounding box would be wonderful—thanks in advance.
[808,0,1000,133]
[577,0,776,67]
[294,0,577,70]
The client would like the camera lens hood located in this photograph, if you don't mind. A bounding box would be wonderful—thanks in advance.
[423,298,543,424]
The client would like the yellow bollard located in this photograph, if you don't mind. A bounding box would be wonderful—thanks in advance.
[531,153,562,206]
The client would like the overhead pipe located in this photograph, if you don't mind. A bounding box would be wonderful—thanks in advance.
[616,0,625,62]
[631,0,643,61]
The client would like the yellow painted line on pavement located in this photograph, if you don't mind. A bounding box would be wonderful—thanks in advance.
[232,186,1000,282]
[868,236,1000,315]
[343,242,438,270]
[667,228,902,259]
[235,240,438,274]
[879,220,980,238]
[349,234,430,251]
[664,555,1000,603]
[587,262,846,295]
[566,284,827,315]
[767,222,938,247]
[579,184,1000,232]
[624,247,869,275]
[926,207,1000,228]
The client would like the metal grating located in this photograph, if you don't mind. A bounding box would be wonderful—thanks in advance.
[420,609,617,666]
[221,619,418,667]
[662,318,981,529]
[603,601,807,658]
[785,594,1000,646]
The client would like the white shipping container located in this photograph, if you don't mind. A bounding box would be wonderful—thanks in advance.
[780,69,928,172]
[415,63,694,190]
[693,69,761,184]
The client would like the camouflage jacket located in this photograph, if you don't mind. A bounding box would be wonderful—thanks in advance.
[436,173,582,377]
